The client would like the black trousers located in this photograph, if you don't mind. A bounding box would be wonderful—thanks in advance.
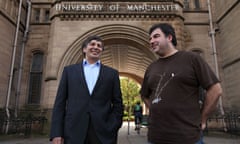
[84,114,102,144]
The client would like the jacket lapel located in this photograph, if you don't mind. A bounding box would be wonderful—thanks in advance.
[75,62,91,96]
[91,64,104,96]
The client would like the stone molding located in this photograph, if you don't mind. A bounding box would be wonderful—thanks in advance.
[50,1,183,21]
[55,13,183,21]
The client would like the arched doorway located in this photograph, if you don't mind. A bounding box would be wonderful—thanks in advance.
[58,24,157,80]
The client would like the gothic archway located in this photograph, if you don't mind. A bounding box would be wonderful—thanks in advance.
[58,24,157,82]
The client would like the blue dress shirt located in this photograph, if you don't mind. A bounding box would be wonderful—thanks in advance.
[83,59,101,95]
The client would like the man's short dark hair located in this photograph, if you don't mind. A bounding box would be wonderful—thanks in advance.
[149,23,177,46]
[81,35,104,56]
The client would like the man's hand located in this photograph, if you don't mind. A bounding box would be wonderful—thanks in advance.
[52,137,64,144]
[201,121,206,130]
[201,83,222,131]
[142,97,150,108]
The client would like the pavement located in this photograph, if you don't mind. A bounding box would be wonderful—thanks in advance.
[0,122,240,144]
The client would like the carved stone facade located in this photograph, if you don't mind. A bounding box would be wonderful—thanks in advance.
[0,0,239,117]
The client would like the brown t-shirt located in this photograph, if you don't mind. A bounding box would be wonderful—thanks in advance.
[141,51,219,144]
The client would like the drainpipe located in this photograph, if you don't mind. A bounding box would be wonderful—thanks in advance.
[5,0,23,134]
[207,0,227,131]
[14,0,31,118]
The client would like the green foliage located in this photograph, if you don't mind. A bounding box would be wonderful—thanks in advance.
[123,115,134,121]
[120,77,141,121]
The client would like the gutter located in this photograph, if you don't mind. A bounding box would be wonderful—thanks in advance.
[14,0,32,118]
[5,0,23,134]
[207,0,227,131]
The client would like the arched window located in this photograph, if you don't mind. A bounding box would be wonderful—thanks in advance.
[28,52,43,104]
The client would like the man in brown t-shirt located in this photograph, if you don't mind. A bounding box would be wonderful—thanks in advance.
[141,23,222,144]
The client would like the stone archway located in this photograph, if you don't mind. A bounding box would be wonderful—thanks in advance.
[58,24,157,81]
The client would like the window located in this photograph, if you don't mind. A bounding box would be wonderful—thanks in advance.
[183,0,189,9]
[194,0,200,9]
[44,9,50,22]
[34,8,40,22]
[28,52,43,104]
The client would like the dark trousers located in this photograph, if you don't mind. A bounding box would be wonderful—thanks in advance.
[84,114,102,144]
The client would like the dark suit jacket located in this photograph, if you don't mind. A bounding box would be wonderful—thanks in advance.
[50,62,123,144]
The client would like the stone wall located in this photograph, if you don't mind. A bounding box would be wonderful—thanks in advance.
[214,0,240,112]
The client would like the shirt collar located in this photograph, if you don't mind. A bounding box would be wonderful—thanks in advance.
[83,59,101,66]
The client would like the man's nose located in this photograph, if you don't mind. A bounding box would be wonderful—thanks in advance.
[92,46,99,49]
[150,41,155,47]
[150,39,155,45]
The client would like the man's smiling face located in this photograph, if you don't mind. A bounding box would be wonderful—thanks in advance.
[83,39,103,62]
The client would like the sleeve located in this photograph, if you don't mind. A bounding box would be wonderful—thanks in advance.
[50,67,68,140]
[140,67,150,99]
[111,70,124,129]
[192,54,220,90]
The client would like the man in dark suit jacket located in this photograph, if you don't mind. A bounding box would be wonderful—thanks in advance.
[50,35,123,144]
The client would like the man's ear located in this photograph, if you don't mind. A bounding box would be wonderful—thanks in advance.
[167,35,173,42]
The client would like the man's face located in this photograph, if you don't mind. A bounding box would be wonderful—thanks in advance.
[83,40,103,61]
[149,28,172,57]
